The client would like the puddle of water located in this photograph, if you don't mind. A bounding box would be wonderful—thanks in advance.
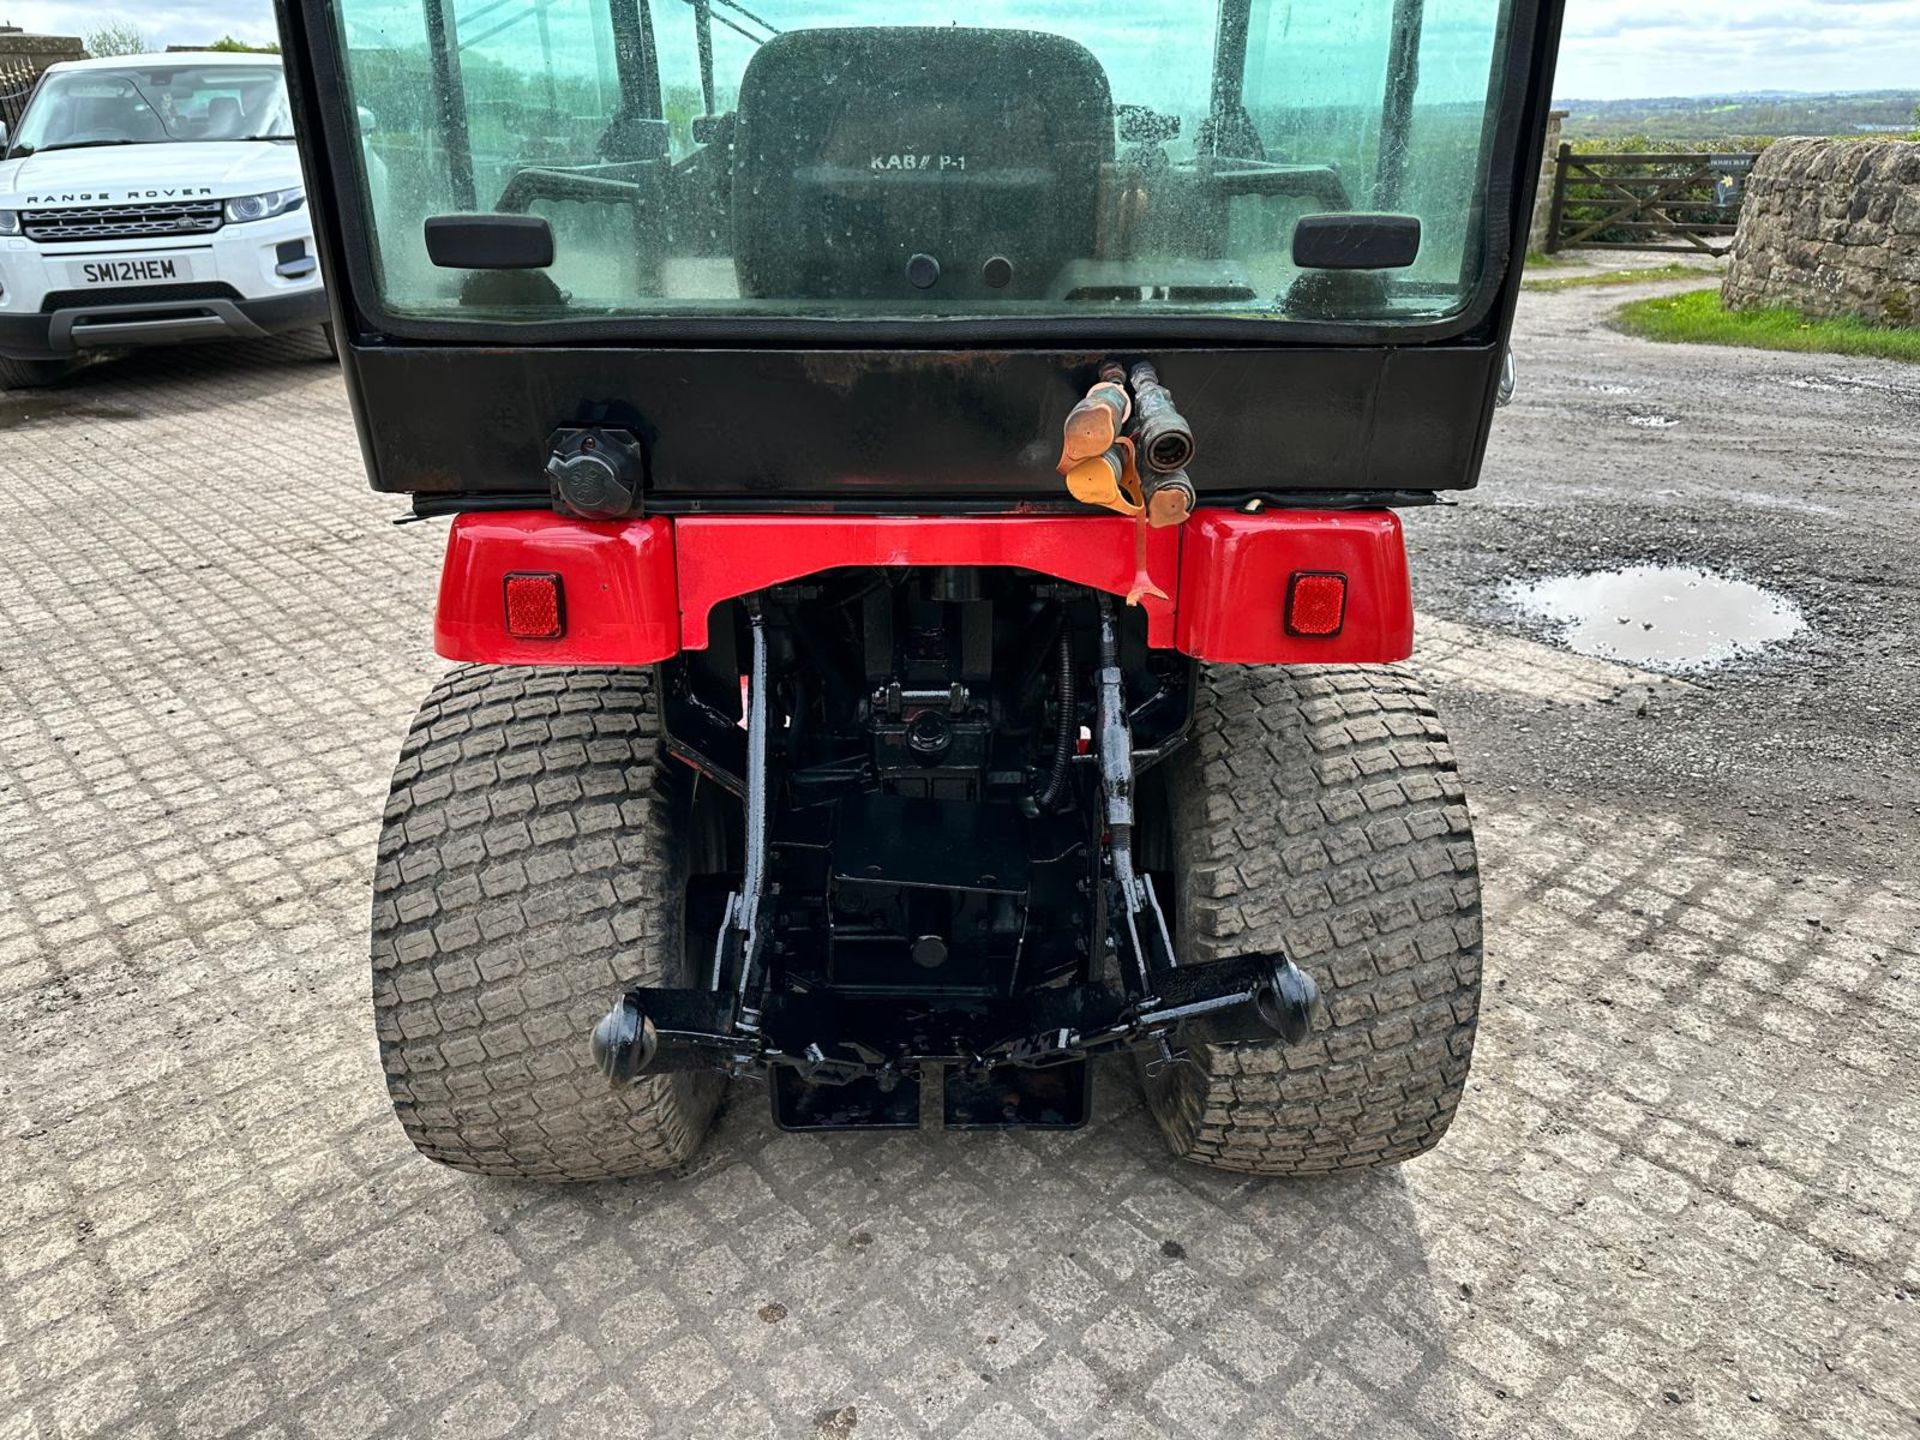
[1501,565,1807,671]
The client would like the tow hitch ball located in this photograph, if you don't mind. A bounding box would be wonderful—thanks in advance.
[1257,955,1319,1046]
[590,995,656,1085]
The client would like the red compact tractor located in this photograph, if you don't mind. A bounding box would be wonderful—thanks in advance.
[275,0,1562,1178]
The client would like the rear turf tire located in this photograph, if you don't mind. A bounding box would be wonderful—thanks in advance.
[1140,664,1481,1176]
[371,666,723,1180]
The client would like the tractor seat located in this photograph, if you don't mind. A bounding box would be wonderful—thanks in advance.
[731,26,1113,303]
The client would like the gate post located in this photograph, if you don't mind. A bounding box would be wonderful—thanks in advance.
[1544,142,1571,255]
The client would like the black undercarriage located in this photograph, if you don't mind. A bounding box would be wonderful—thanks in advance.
[592,571,1317,1129]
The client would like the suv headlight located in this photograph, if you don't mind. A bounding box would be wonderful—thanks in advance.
[0,210,19,236]
[223,188,304,224]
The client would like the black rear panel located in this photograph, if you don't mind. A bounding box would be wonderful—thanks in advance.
[349,344,1500,499]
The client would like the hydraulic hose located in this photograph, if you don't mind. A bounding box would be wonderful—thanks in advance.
[1035,632,1076,811]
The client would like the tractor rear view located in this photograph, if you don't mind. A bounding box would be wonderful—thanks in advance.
[274,0,1564,1178]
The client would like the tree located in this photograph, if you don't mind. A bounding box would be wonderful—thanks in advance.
[83,21,150,58]
[207,36,281,54]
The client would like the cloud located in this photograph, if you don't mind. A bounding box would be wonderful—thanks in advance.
[6,1,281,48]
[1553,0,1920,96]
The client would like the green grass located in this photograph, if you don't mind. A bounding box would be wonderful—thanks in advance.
[1615,287,1920,362]
[1523,249,1575,269]
[1523,262,1705,292]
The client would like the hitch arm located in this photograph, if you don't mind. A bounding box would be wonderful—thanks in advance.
[1094,597,1175,1001]
[592,602,777,1084]
[1093,597,1319,1050]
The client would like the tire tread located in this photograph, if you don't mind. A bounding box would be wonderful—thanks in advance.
[1144,663,1481,1176]
[372,665,717,1180]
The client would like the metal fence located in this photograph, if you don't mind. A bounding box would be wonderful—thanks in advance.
[0,57,41,134]
[1545,146,1761,257]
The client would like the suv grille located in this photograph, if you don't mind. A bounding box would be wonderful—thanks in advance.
[23,200,225,242]
[39,282,242,314]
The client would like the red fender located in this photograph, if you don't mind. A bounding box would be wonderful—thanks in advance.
[434,509,1412,667]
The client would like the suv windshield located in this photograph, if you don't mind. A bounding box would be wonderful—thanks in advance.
[11,63,294,155]
[332,0,1516,327]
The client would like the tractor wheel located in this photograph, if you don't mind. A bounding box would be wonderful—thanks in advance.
[0,356,70,389]
[1139,664,1481,1176]
[372,666,724,1180]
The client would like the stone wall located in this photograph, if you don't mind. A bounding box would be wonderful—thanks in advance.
[1722,138,1920,327]
[0,29,86,72]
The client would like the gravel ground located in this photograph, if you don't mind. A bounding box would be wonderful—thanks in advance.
[1,284,1915,1440]
[1409,265,1920,872]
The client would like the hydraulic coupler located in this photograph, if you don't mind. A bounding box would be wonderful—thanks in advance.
[1056,361,1197,528]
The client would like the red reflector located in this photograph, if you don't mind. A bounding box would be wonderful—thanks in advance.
[504,572,564,640]
[1286,572,1347,636]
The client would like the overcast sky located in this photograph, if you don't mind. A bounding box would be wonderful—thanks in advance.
[3,0,1917,99]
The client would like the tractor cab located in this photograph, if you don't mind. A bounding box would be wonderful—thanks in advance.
[279,0,1561,505]
[276,0,1569,1174]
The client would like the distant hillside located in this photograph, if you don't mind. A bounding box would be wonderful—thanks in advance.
[1558,91,1920,142]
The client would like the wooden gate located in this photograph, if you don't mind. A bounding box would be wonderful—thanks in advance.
[1545,146,1760,256]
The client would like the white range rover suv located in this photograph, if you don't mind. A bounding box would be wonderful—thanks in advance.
[0,52,329,388]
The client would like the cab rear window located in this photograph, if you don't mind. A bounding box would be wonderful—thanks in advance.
[330,0,1515,327]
